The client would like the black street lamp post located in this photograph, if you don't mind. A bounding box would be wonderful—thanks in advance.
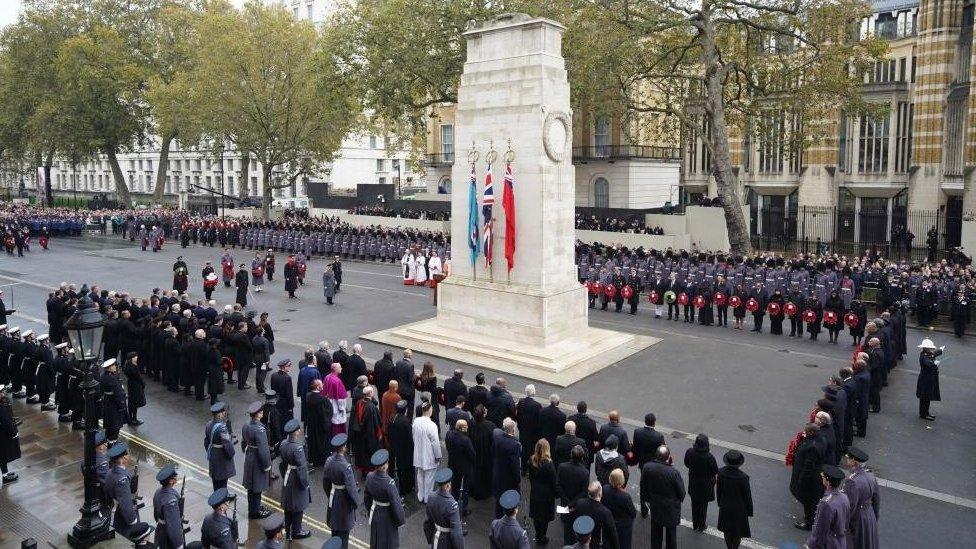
[66,289,112,548]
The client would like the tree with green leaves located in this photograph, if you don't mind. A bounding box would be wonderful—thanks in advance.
[333,0,885,254]
[566,0,887,253]
[186,1,357,218]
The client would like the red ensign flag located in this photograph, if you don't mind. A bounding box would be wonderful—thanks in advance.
[502,162,516,272]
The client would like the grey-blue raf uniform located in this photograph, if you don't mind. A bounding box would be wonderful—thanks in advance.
[364,450,405,549]
[104,443,143,539]
[280,418,311,539]
[323,433,362,547]
[423,469,464,548]
[152,466,185,548]
[489,489,529,549]
[243,402,272,516]
[204,402,236,490]
[200,488,236,549]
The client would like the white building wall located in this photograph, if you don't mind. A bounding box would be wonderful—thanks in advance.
[574,160,679,208]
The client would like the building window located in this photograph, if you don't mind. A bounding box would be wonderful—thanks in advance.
[378,177,386,185]
[228,176,235,196]
[369,135,377,149]
[894,102,913,173]
[944,91,967,175]
[439,124,454,159]
[858,112,889,173]
[307,3,313,19]
[376,158,385,172]
[438,177,452,194]
[839,113,856,173]
[593,177,609,208]
[686,115,711,175]
[251,176,258,196]
[594,116,611,156]
[757,110,786,174]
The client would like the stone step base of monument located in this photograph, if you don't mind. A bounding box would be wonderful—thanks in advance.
[362,320,661,387]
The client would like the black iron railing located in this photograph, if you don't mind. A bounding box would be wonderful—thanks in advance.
[573,145,681,162]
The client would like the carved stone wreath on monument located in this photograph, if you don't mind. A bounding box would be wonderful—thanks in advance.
[542,108,571,163]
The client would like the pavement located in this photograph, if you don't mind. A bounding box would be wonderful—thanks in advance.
[0,235,974,548]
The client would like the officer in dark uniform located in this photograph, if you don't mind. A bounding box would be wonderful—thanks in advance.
[489,489,529,549]
[424,468,464,548]
[243,400,273,519]
[280,418,311,540]
[566,515,594,549]
[104,442,149,541]
[323,433,362,548]
[365,449,405,549]
[100,358,128,443]
[200,488,237,549]
[255,514,285,549]
[204,401,236,490]
[152,465,185,548]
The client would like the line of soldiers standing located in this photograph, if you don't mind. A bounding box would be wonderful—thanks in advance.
[578,244,975,339]
[177,217,451,266]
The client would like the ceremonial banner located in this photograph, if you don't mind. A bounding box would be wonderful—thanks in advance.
[467,164,480,267]
[482,161,494,267]
[502,162,516,272]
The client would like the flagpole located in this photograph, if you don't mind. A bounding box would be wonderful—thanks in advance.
[468,144,479,282]
[486,143,497,284]
[505,140,516,285]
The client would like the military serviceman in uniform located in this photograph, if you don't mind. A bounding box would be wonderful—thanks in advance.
[424,468,464,548]
[843,447,880,549]
[152,465,186,548]
[204,401,236,490]
[255,515,286,549]
[243,400,273,519]
[804,465,850,549]
[104,442,148,541]
[280,418,311,540]
[566,515,595,549]
[323,432,362,548]
[489,489,530,549]
[201,488,237,549]
[365,449,405,549]
[100,358,128,443]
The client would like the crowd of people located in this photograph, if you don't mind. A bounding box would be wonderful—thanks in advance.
[348,205,451,221]
[577,242,975,338]
[575,214,665,235]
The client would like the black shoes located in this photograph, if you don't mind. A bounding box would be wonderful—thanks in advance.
[291,530,311,540]
[2,472,18,483]
[922,415,936,421]
[129,420,144,426]
[249,508,273,519]
[794,521,812,531]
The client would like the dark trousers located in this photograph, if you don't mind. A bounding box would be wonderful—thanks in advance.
[210,393,220,405]
[614,296,624,313]
[247,490,261,515]
[237,364,250,389]
[717,306,728,326]
[919,398,931,417]
[868,375,881,411]
[533,518,549,543]
[561,514,576,544]
[650,520,677,549]
[724,533,742,549]
[683,304,695,322]
[284,510,303,538]
[451,471,468,516]
[127,401,139,422]
[255,366,268,393]
[790,317,804,336]
[752,313,764,331]
[212,477,227,491]
[195,376,206,400]
[691,499,708,530]
[803,499,817,524]
[668,303,680,319]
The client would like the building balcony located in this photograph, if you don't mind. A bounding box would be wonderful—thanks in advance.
[572,145,681,163]
[424,153,455,167]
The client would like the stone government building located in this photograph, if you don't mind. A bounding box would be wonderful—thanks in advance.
[683,0,976,252]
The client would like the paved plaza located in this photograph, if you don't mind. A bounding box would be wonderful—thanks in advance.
[1,235,974,548]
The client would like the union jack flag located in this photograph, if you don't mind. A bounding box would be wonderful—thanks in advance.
[482,162,494,267]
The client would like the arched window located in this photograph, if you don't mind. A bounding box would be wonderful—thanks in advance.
[438,177,452,194]
[593,177,609,208]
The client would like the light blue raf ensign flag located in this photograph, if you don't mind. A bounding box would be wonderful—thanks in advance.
[467,164,480,267]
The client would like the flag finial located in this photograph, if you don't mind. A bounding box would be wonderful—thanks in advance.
[468,142,479,164]
[505,139,516,164]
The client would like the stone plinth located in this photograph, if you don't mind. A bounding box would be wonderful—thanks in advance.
[363,14,659,386]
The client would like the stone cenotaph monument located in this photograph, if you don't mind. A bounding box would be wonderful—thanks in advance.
[364,14,657,386]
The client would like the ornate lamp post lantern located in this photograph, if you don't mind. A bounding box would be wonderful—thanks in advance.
[66,288,113,547]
